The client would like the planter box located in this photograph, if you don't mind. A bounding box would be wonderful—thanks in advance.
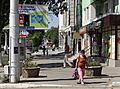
[85,66,102,76]
[22,67,40,78]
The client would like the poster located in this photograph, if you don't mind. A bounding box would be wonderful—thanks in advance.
[18,4,48,30]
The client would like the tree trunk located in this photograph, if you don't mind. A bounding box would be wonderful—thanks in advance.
[0,32,3,66]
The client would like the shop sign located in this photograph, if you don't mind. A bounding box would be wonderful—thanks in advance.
[73,32,81,39]
[117,38,120,43]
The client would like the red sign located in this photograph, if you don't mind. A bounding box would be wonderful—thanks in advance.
[19,34,27,38]
[117,38,120,43]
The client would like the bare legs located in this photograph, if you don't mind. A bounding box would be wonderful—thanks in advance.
[63,54,72,68]
[77,68,85,84]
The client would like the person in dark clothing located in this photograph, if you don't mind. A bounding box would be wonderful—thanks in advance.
[42,46,46,55]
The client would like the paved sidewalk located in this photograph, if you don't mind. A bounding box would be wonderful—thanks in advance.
[0,67,120,89]
[0,54,120,89]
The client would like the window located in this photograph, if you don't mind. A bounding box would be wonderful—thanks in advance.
[86,7,89,20]
[104,2,108,13]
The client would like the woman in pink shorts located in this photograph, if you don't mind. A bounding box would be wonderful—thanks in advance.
[76,50,86,84]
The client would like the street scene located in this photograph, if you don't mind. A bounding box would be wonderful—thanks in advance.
[1,51,120,89]
[17,52,120,89]
[1,0,120,89]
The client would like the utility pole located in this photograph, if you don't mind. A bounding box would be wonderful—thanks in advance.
[9,0,20,83]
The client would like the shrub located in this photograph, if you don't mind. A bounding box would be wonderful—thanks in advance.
[86,57,101,67]
[0,74,9,83]
[2,55,8,66]
[22,58,38,68]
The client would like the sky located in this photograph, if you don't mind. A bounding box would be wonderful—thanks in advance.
[48,12,59,28]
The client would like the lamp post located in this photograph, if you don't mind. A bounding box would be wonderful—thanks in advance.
[9,0,20,83]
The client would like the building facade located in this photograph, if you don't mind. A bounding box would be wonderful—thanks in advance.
[59,0,77,53]
[81,0,120,67]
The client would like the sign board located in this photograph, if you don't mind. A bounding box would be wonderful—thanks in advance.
[19,30,29,38]
[14,47,18,54]
[73,32,81,39]
[19,35,27,38]
[18,4,48,30]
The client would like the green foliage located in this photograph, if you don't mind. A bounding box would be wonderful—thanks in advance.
[28,31,44,47]
[0,0,10,31]
[2,55,8,66]
[22,58,38,68]
[86,58,101,66]
[45,27,59,47]
[0,74,9,83]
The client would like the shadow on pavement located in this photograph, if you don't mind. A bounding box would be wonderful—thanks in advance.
[85,75,120,79]
[38,63,63,68]
[20,78,107,85]
[32,55,64,60]
[84,81,107,84]
[20,78,74,83]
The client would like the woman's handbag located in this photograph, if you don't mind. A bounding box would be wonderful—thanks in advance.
[72,68,79,79]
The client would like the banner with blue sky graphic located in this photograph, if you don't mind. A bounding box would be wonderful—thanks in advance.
[19,4,48,30]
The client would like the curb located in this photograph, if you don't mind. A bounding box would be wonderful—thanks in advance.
[0,83,72,88]
[109,82,120,87]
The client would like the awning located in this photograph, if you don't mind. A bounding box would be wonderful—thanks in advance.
[103,14,120,29]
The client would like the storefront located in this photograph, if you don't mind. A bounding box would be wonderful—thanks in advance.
[87,20,102,57]
[87,14,120,67]
[79,26,90,55]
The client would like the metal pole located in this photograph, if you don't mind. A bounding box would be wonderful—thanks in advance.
[9,0,20,83]
[4,32,8,54]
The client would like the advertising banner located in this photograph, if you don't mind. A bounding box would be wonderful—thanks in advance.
[19,4,48,30]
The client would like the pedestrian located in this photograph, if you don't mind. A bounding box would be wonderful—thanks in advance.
[75,50,86,84]
[42,46,46,56]
[63,44,72,68]
[52,44,55,51]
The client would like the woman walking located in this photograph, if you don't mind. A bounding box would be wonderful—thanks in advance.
[63,44,72,68]
[76,50,86,84]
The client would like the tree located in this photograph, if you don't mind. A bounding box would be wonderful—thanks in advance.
[28,31,44,51]
[45,27,59,47]
[0,0,10,66]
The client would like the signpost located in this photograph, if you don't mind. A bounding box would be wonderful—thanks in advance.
[9,0,20,82]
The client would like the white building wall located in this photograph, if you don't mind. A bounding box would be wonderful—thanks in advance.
[59,14,64,30]
[69,0,76,26]
[59,13,64,48]
[89,4,96,22]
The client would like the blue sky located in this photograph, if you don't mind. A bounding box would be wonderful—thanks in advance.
[48,12,59,28]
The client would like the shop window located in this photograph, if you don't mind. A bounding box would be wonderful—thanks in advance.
[102,31,111,57]
[92,33,102,56]
[104,2,108,14]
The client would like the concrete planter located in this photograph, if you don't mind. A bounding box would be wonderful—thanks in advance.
[85,66,102,76]
[22,67,40,78]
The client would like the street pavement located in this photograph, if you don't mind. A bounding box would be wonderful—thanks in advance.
[0,49,120,89]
